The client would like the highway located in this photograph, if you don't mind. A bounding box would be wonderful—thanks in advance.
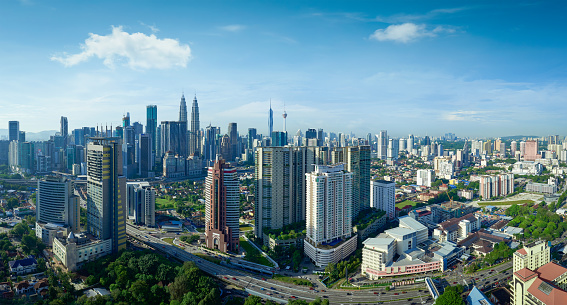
[127,223,514,304]
[127,224,435,304]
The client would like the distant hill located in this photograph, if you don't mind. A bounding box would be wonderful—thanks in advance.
[0,129,58,141]
[500,135,539,141]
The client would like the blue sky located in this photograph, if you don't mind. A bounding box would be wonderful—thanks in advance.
[1,0,566,138]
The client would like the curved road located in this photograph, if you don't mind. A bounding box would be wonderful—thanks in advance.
[127,224,511,304]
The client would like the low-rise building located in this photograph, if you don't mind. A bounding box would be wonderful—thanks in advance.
[433,213,481,243]
[526,182,558,194]
[52,232,112,272]
[9,255,37,276]
[511,161,543,175]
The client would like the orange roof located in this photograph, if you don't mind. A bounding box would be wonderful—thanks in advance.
[527,278,567,305]
[517,248,527,255]
[515,268,537,282]
[536,262,567,283]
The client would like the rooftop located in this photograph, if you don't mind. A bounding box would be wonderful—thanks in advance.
[535,262,567,283]
[527,277,567,305]
[385,227,416,237]
[467,286,493,305]
[399,216,427,232]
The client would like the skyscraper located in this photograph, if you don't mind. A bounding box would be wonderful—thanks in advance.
[36,175,80,232]
[247,128,257,162]
[146,105,158,155]
[268,100,273,137]
[179,94,188,123]
[137,134,152,177]
[205,159,239,253]
[60,116,68,146]
[304,164,357,267]
[86,137,127,253]
[122,112,130,128]
[8,121,19,142]
[377,130,388,160]
[203,125,219,164]
[189,95,200,156]
[228,123,238,161]
[160,121,188,157]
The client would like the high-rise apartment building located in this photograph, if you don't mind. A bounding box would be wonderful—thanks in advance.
[205,159,239,253]
[254,146,328,238]
[407,134,414,153]
[331,145,371,218]
[479,173,514,199]
[126,182,155,227]
[36,176,80,232]
[377,130,388,160]
[511,140,517,157]
[370,180,395,219]
[189,95,200,156]
[8,121,19,142]
[146,105,157,155]
[524,139,539,161]
[417,169,435,187]
[304,164,357,267]
[179,94,187,123]
[86,137,127,253]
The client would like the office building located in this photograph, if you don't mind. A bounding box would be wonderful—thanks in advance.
[331,145,371,218]
[189,95,200,156]
[126,182,155,227]
[247,128,257,162]
[205,159,239,253]
[417,169,435,187]
[179,94,187,123]
[268,101,273,138]
[86,137,126,253]
[512,240,567,305]
[203,125,219,164]
[146,105,158,155]
[228,123,238,161]
[36,176,80,232]
[377,130,388,160]
[271,131,287,147]
[60,116,68,147]
[304,164,357,268]
[8,121,19,142]
[370,180,395,219]
[160,121,188,157]
[137,134,152,178]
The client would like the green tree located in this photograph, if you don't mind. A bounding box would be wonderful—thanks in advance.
[435,285,464,305]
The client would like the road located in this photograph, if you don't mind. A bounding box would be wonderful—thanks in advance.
[127,224,435,304]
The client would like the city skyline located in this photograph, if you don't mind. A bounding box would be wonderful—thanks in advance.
[1,1,567,137]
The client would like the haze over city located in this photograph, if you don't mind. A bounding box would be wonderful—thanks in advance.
[1,0,566,137]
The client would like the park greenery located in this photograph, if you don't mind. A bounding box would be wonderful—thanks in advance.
[427,189,466,205]
[273,274,313,287]
[507,202,567,241]
[266,221,306,240]
[265,244,303,271]
[179,234,200,244]
[75,250,220,305]
[434,284,465,305]
[239,237,274,267]
[323,249,362,285]
[465,242,515,273]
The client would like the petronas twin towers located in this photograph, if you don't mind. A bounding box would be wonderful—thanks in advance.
[179,93,200,156]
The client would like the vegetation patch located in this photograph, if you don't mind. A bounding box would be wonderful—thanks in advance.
[273,274,313,286]
[239,237,274,267]
[395,200,418,209]
[478,199,534,206]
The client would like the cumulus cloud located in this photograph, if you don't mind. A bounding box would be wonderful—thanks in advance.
[51,26,191,69]
[219,24,246,32]
[369,23,455,43]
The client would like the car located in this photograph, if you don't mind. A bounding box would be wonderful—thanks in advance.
[347,292,352,295]
[223,277,228,279]
[233,277,237,280]
[453,282,457,284]
[402,291,407,294]
[262,278,266,281]
[310,287,314,290]
[270,287,275,290]
[260,288,265,291]
[267,293,272,295]
[290,296,296,299]
[374,292,379,294]
[394,293,399,295]
[321,290,326,292]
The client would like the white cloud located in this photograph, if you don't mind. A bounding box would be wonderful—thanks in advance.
[369,23,457,43]
[369,23,435,43]
[51,26,191,70]
[219,24,246,32]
